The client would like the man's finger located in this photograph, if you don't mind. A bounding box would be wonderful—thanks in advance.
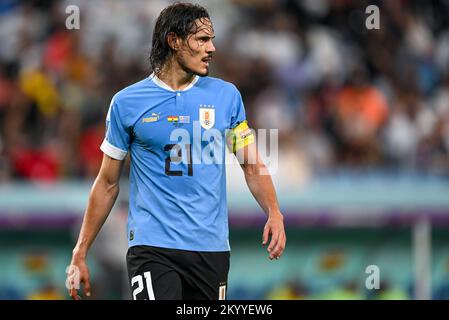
[267,228,280,258]
[70,287,81,300]
[68,278,76,298]
[269,234,282,259]
[272,232,286,259]
[262,225,270,245]
[84,278,92,297]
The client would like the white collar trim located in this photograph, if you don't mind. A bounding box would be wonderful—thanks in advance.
[150,73,199,92]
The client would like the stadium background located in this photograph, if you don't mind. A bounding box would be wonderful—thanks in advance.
[1,0,449,300]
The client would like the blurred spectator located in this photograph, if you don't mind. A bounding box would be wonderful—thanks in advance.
[333,67,388,167]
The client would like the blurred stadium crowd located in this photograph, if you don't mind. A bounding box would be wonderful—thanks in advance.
[1,0,449,183]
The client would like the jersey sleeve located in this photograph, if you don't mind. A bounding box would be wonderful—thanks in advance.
[228,87,254,153]
[230,88,247,129]
[100,97,130,160]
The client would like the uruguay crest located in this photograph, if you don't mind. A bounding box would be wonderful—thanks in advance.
[199,106,215,130]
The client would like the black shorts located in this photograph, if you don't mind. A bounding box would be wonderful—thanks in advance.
[126,245,230,300]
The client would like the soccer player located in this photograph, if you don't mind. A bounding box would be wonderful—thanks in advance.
[67,2,286,300]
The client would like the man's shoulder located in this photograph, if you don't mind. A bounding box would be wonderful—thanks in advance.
[200,76,239,93]
[111,77,152,105]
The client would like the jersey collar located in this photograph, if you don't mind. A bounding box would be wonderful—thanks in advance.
[150,73,199,92]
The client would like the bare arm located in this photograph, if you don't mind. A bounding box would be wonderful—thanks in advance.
[68,154,124,299]
[234,141,286,260]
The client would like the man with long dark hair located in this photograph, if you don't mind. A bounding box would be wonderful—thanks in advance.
[67,2,286,300]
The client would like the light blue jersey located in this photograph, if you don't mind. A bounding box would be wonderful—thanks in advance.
[100,74,248,252]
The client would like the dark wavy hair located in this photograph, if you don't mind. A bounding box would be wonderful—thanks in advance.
[150,2,210,73]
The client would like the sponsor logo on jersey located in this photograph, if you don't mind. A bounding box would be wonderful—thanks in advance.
[142,112,160,123]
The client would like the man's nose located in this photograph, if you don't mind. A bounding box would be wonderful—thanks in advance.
[206,40,216,53]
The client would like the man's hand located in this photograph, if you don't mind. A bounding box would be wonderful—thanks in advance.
[67,255,91,300]
[262,213,286,260]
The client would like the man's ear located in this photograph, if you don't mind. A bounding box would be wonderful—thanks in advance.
[167,32,179,51]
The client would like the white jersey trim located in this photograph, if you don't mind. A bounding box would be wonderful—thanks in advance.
[100,139,127,160]
[150,73,199,92]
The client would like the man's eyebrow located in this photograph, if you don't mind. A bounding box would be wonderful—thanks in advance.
[197,34,215,39]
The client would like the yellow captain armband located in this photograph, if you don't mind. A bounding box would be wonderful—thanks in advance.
[228,120,255,153]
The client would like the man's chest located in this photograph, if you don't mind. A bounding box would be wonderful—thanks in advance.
[131,95,231,148]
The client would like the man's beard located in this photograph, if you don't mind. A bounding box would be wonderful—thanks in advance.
[190,67,209,77]
[199,68,209,76]
[181,62,209,77]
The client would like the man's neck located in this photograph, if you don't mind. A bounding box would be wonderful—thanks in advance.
[156,63,196,91]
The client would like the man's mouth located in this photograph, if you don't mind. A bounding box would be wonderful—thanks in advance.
[202,56,212,63]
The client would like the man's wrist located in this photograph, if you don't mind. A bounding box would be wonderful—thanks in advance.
[72,246,87,260]
[268,209,283,220]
